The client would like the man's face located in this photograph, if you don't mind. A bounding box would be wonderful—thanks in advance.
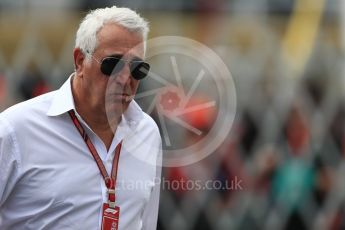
[78,23,145,120]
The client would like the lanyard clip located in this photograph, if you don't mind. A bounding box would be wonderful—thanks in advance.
[108,189,116,208]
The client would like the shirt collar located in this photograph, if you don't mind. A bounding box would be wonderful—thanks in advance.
[46,73,75,116]
[46,73,144,127]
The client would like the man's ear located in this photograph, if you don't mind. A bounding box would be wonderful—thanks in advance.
[73,48,85,77]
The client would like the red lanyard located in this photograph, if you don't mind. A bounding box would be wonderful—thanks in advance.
[68,110,122,206]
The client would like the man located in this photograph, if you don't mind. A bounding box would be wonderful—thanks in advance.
[0,6,162,230]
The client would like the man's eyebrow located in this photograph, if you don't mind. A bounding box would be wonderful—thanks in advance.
[131,56,144,62]
[106,53,123,58]
[106,54,144,62]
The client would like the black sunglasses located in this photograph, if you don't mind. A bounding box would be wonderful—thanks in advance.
[89,54,150,80]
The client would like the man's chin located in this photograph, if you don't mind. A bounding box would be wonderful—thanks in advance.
[105,102,130,118]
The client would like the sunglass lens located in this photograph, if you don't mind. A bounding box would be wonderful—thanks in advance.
[131,62,150,80]
[100,57,124,76]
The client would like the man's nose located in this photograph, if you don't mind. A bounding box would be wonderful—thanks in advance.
[115,63,132,86]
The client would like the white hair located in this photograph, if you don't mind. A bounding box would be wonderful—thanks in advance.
[75,6,149,58]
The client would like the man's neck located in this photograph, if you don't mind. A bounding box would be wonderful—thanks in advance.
[71,76,119,151]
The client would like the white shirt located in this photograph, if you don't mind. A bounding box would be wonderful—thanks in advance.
[0,74,162,230]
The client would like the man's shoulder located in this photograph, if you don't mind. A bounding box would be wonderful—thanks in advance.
[1,91,56,124]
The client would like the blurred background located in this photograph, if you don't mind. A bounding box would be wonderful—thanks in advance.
[1,0,345,229]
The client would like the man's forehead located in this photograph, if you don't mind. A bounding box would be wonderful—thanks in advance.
[98,24,143,45]
[96,24,144,57]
